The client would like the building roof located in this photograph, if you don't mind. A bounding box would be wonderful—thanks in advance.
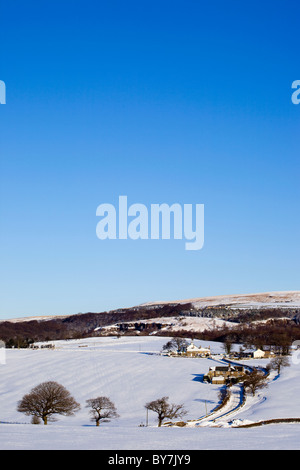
[212,376,225,382]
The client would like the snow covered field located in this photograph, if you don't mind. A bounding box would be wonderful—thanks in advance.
[1,336,300,450]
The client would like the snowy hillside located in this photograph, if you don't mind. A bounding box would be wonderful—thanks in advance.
[3,291,300,325]
[1,336,300,450]
[99,316,237,335]
[142,291,300,310]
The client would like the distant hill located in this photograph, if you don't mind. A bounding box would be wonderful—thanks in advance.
[141,291,300,310]
[1,291,300,345]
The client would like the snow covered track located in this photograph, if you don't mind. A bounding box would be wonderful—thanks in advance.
[197,384,244,426]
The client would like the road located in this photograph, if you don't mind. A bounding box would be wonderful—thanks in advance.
[194,383,244,426]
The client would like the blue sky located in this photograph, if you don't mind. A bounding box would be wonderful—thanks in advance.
[0,0,299,318]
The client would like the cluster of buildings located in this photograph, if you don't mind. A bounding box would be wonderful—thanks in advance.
[164,339,276,385]
[165,339,276,361]
[228,348,275,360]
[165,341,211,358]
[29,343,55,350]
[204,364,246,385]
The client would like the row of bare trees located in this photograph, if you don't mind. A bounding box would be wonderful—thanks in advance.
[17,381,118,426]
[16,381,186,427]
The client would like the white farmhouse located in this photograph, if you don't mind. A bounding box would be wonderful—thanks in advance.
[186,341,211,357]
[253,348,275,359]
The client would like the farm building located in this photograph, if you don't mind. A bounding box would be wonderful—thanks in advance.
[204,364,245,384]
[253,348,275,359]
[185,341,211,357]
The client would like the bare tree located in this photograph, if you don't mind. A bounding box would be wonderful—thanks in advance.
[86,396,119,426]
[243,369,268,397]
[145,396,187,427]
[269,356,290,375]
[17,381,80,425]
[162,337,188,354]
[222,339,233,356]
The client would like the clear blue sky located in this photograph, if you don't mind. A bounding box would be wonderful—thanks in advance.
[0,0,299,319]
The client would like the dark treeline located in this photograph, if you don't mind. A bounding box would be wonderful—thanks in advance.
[0,303,192,346]
[1,304,299,353]
[227,308,299,323]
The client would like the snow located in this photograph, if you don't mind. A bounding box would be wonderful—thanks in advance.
[0,314,69,323]
[236,359,300,423]
[1,336,300,450]
[143,291,300,310]
[100,316,237,335]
